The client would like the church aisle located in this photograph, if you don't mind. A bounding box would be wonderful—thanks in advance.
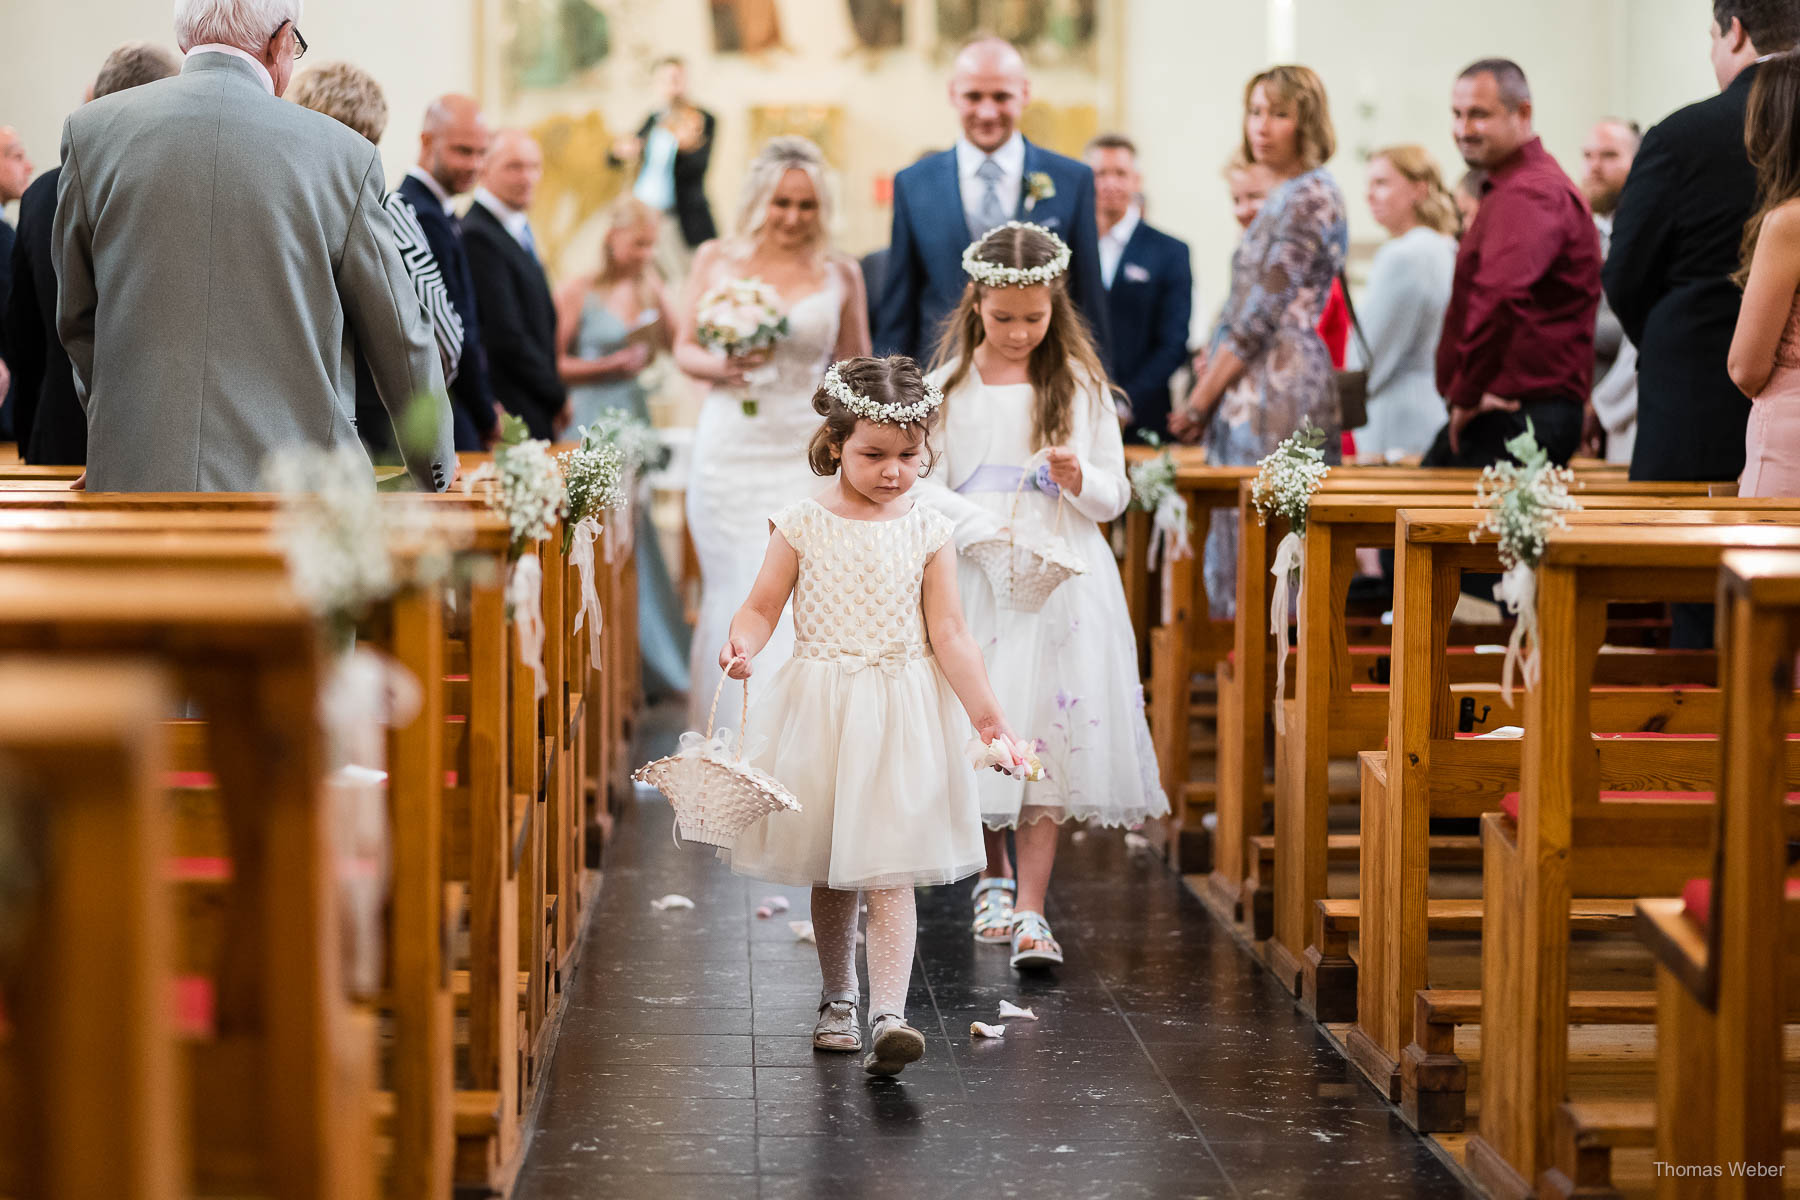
[514,718,1475,1200]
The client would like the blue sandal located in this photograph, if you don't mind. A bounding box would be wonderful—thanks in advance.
[972,877,1016,944]
[1009,910,1064,970]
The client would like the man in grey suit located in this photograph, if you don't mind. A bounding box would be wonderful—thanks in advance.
[52,0,456,492]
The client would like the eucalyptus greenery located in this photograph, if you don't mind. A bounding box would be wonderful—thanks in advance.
[1471,421,1581,568]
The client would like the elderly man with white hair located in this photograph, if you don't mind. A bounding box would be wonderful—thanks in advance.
[51,0,457,491]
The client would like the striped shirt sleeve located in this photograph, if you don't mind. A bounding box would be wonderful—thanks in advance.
[381,192,465,386]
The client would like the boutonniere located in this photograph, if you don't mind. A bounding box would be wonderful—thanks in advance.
[1024,171,1056,213]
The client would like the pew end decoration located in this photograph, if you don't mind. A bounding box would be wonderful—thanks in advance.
[963,448,1088,612]
[560,426,627,662]
[583,407,667,564]
[465,415,569,698]
[695,277,789,417]
[633,675,800,848]
[1471,420,1581,703]
[1250,420,1331,731]
[1128,437,1192,569]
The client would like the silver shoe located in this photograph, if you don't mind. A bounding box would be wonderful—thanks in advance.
[812,993,861,1052]
[862,1013,926,1076]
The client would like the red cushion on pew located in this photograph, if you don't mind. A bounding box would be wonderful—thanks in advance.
[175,975,213,1037]
[165,770,214,788]
[1682,876,1800,930]
[169,856,230,882]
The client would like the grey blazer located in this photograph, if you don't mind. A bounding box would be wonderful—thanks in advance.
[53,53,456,492]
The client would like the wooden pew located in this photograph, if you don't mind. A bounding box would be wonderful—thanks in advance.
[0,658,194,1200]
[1344,507,1800,1119]
[1466,524,1800,1199]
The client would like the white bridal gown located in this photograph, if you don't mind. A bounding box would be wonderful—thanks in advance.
[685,269,844,726]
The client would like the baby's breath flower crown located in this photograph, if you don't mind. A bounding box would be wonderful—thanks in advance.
[822,362,944,426]
[961,221,1073,288]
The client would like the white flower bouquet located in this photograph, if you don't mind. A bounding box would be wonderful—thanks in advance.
[695,277,789,416]
[464,415,569,698]
[1128,437,1191,569]
[1471,421,1582,702]
[559,426,628,661]
[1250,420,1332,733]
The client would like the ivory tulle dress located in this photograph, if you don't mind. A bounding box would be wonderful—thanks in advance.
[720,499,987,891]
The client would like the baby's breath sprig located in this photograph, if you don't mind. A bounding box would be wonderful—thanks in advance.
[584,408,666,477]
[1470,421,1582,568]
[1250,419,1331,535]
[1128,435,1180,514]
[560,427,628,554]
[469,414,568,559]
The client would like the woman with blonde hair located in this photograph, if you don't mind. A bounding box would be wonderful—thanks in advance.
[1170,64,1348,616]
[553,193,689,699]
[1348,143,1460,459]
[675,135,872,718]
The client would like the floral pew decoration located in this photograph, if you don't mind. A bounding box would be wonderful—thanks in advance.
[583,407,666,565]
[1128,435,1192,569]
[465,415,567,699]
[559,427,627,662]
[1471,421,1581,704]
[266,444,462,994]
[1251,420,1331,733]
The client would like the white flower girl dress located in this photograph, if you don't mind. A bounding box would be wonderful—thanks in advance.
[721,498,987,890]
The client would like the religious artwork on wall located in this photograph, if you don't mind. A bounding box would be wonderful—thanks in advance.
[527,110,626,273]
[846,0,905,48]
[935,0,1098,61]
[1019,101,1098,158]
[710,0,785,54]
[747,104,847,165]
[496,0,612,97]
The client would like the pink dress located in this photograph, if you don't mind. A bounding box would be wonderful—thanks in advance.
[1741,291,1800,497]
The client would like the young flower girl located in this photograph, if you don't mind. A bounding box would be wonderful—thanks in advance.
[718,355,1025,1075]
[924,221,1168,969]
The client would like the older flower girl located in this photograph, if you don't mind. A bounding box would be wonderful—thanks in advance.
[718,355,1026,1075]
[925,221,1168,969]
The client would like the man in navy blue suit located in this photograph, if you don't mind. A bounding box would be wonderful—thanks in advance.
[394,94,500,451]
[874,37,1110,364]
[1087,133,1191,443]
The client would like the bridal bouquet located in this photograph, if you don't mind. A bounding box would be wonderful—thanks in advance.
[1472,421,1582,704]
[695,277,788,417]
[1128,437,1191,569]
[1250,420,1332,733]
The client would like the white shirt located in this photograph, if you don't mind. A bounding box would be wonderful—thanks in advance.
[406,166,455,215]
[633,122,679,213]
[1099,203,1141,290]
[185,44,274,95]
[955,132,1025,235]
[473,186,535,256]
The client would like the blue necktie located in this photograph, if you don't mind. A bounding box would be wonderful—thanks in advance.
[973,158,1008,237]
[520,221,538,259]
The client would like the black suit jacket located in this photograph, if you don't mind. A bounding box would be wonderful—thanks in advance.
[3,170,83,464]
[0,214,13,442]
[462,200,565,441]
[1104,218,1192,443]
[608,109,718,248]
[1603,64,1758,482]
[397,173,496,450]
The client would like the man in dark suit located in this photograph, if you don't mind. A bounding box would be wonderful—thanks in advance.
[464,129,567,441]
[608,56,717,252]
[874,37,1110,364]
[1603,0,1800,646]
[397,93,498,451]
[1604,0,1798,485]
[1087,133,1191,443]
[0,125,33,440]
[5,44,177,465]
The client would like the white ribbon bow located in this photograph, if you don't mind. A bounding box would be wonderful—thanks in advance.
[568,515,605,663]
[839,640,915,678]
[1269,530,1305,736]
[1147,493,1193,570]
[675,726,767,763]
[509,552,548,700]
[1492,562,1540,707]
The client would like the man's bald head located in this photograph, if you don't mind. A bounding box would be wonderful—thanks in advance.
[0,128,32,205]
[420,93,490,197]
[949,36,1029,153]
[482,129,543,212]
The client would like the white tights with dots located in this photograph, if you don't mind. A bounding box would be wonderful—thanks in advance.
[810,885,916,1022]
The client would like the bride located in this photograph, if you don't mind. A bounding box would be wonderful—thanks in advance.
[676,136,871,722]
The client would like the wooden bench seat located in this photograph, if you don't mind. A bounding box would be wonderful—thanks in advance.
[1550,1100,1800,1200]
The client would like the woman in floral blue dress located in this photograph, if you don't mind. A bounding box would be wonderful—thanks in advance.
[1172,65,1348,616]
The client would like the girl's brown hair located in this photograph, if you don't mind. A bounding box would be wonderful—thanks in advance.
[805,356,939,476]
[1242,65,1336,171]
[1371,144,1461,236]
[1737,53,1800,288]
[930,224,1112,449]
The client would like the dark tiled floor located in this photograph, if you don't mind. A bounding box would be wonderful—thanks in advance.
[515,713,1476,1200]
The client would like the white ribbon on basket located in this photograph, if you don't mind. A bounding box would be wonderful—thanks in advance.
[1146,492,1193,570]
[509,552,548,700]
[1269,530,1305,736]
[1492,562,1540,707]
[568,515,605,662]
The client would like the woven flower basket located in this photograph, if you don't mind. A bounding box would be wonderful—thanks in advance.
[632,676,800,848]
[964,454,1087,612]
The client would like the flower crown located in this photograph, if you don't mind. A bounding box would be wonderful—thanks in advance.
[961,221,1072,288]
[822,362,944,426]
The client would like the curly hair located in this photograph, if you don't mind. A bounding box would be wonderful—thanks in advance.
[806,356,939,477]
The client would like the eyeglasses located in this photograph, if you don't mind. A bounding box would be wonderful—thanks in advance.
[272,19,307,59]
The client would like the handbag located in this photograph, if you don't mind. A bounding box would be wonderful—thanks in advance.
[1334,268,1373,432]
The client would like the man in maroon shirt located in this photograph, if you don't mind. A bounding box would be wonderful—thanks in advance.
[1426,58,1603,468]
